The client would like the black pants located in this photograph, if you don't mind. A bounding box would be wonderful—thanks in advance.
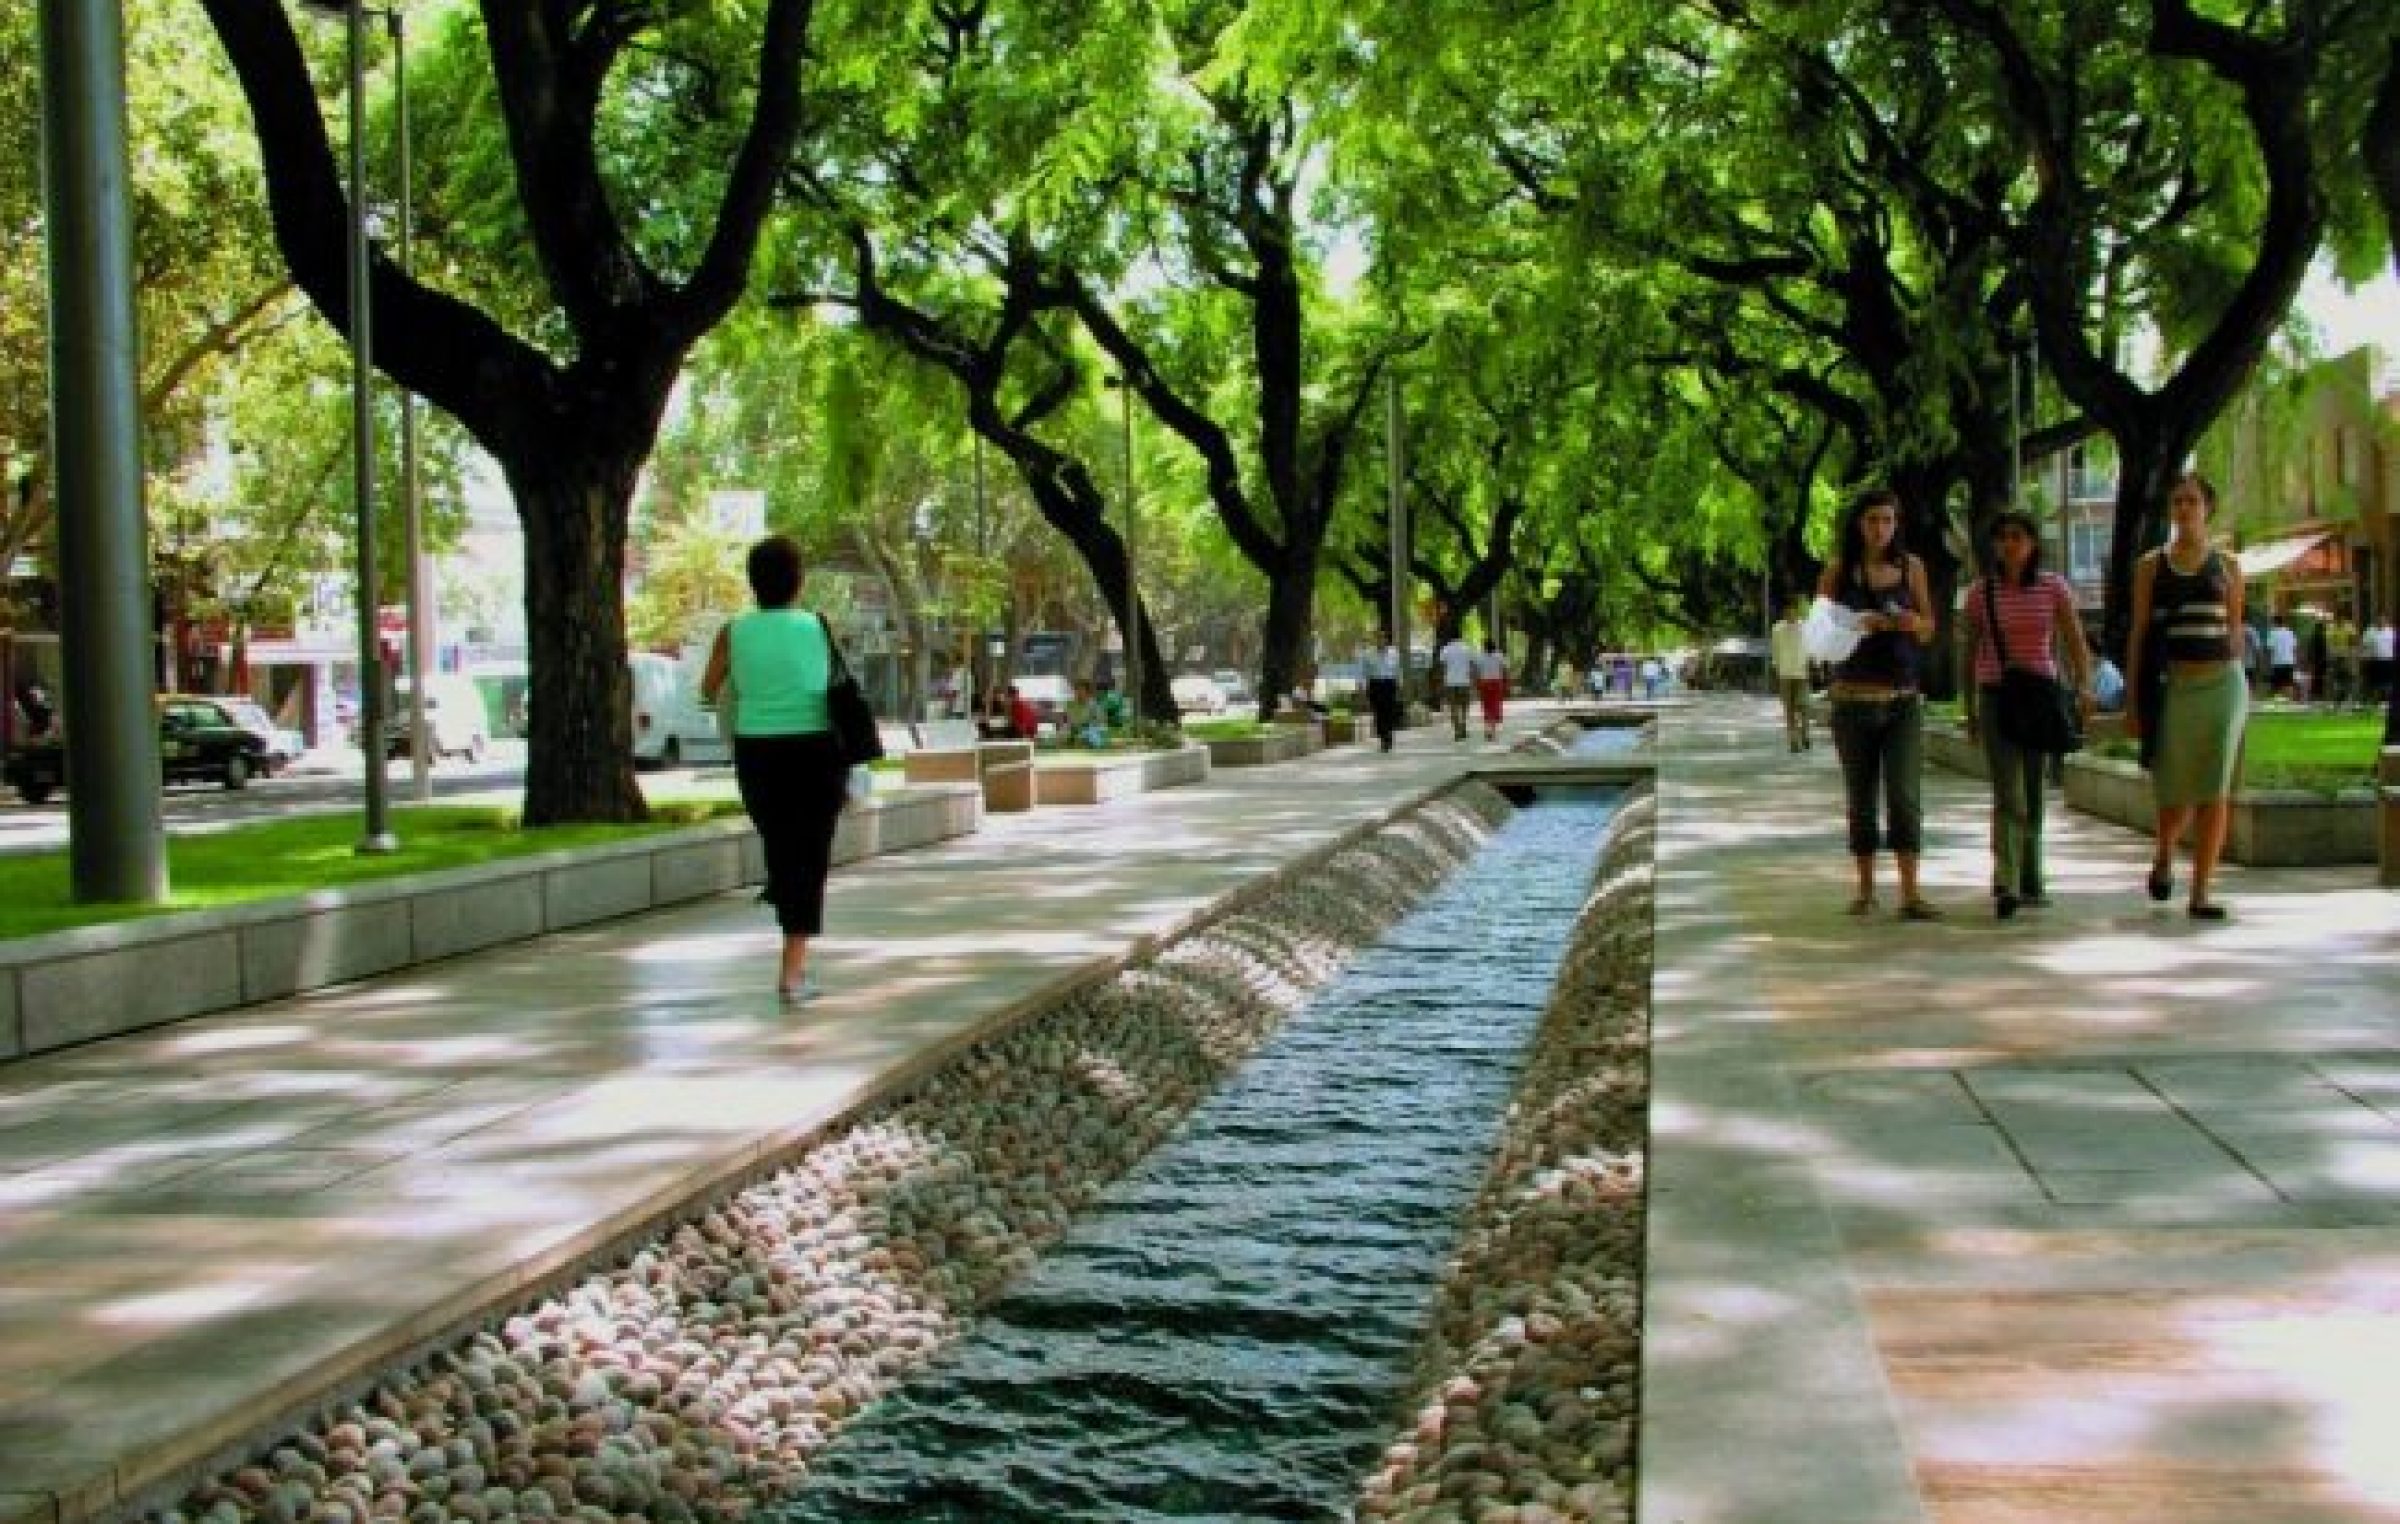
[1365,676,1401,747]
[732,732,849,935]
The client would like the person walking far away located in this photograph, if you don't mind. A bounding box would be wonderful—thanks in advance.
[1770,597,1813,752]
[2126,472,2248,922]
[701,534,851,1005]
[1437,631,1476,741]
[2265,612,2299,699]
[1962,510,2095,920]
[2363,615,2395,707]
[1364,629,1403,753]
[1817,487,1939,920]
[1474,640,1509,741]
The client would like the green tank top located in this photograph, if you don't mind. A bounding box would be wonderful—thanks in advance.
[728,608,832,736]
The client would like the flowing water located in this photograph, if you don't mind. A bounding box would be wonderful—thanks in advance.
[771,785,1623,1523]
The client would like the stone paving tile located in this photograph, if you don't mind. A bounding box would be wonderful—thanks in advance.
[2002,1120,2242,1173]
[2032,1167,2284,1209]
[2134,1056,2361,1112]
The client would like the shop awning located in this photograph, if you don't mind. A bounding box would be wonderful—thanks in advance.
[2234,530,2334,579]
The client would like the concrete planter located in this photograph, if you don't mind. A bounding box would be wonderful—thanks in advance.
[1321,712,1369,745]
[1033,741,1211,805]
[1928,720,2376,868]
[0,786,982,1061]
[2060,753,2377,867]
[1204,728,1315,767]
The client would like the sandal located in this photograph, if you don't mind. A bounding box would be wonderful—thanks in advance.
[1898,898,1944,922]
[2187,902,2228,922]
[1846,894,1878,916]
[2146,864,2173,903]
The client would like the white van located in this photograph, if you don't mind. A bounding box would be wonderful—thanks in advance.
[629,651,728,768]
[384,674,491,764]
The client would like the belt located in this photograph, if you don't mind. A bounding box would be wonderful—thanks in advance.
[1829,684,1916,704]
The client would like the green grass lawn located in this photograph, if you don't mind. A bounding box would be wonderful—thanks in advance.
[0,798,746,942]
[2090,707,2385,792]
[1181,718,1278,741]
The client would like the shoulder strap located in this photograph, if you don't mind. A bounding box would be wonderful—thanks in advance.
[1983,577,2014,667]
[817,613,854,683]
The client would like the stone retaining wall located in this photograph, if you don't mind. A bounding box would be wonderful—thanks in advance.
[1032,741,1211,804]
[0,786,982,1062]
[1924,720,2377,867]
[1203,729,1315,767]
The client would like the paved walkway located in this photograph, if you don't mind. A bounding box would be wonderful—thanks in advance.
[6,695,2398,1524]
[0,716,1557,1524]
[1643,698,2400,1524]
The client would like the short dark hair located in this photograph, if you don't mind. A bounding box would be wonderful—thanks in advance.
[745,535,803,607]
[1987,509,2045,586]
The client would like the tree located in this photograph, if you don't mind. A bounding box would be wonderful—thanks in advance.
[1915,0,2396,652]
[199,0,814,822]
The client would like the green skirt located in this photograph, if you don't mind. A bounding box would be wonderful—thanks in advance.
[2151,664,2246,809]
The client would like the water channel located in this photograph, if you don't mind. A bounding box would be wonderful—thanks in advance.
[772,777,1626,1522]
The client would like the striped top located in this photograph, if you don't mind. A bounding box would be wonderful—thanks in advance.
[2152,550,2236,664]
[1967,571,2076,684]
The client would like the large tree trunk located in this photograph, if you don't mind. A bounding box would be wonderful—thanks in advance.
[1255,549,1317,723]
[512,456,645,825]
[2099,421,2192,662]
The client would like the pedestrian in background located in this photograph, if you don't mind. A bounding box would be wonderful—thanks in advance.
[701,534,849,1004]
[1962,510,2094,920]
[1770,597,1813,752]
[1818,488,1939,920]
[1437,631,1476,741]
[2265,613,2298,698]
[1364,629,1402,753]
[1474,640,1509,741]
[2126,472,2247,921]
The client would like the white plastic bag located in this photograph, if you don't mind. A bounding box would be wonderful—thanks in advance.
[842,764,874,810]
[1800,596,1865,665]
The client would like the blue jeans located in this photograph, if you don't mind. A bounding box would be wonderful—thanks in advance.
[1977,689,2045,897]
[1831,696,1923,858]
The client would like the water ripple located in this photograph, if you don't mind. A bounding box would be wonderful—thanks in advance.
[773,794,1620,1523]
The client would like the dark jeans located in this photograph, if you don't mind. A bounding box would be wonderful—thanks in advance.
[1365,676,1401,747]
[732,731,849,935]
[1977,688,2046,896]
[1831,696,1923,858]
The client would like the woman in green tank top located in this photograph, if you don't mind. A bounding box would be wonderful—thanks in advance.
[701,535,850,1002]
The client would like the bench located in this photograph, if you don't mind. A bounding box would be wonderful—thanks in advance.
[904,725,1036,813]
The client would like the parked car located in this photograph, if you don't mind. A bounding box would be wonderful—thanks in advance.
[629,651,728,768]
[4,696,270,804]
[1170,674,1228,715]
[379,674,491,764]
[216,697,305,774]
[1312,661,1365,704]
[1212,669,1254,706]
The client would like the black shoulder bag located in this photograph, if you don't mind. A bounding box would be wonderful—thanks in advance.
[819,614,886,765]
[1982,578,2083,756]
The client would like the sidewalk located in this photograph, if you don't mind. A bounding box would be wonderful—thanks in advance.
[0,719,1552,1524]
[1642,697,2400,1524]
[10,694,2398,1524]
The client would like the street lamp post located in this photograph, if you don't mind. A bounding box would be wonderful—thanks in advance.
[386,5,432,804]
[302,0,395,851]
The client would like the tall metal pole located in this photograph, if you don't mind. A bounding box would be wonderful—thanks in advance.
[339,0,394,851]
[1385,373,1410,688]
[389,7,431,803]
[1119,380,1140,724]
[40,0,165,902]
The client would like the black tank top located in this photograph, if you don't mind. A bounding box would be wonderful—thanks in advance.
[1834,560,1923,689]
[2152,550,2233,663]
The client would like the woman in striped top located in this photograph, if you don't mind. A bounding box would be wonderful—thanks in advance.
[1963,510,2095,920]
[2126,472,2247,921]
